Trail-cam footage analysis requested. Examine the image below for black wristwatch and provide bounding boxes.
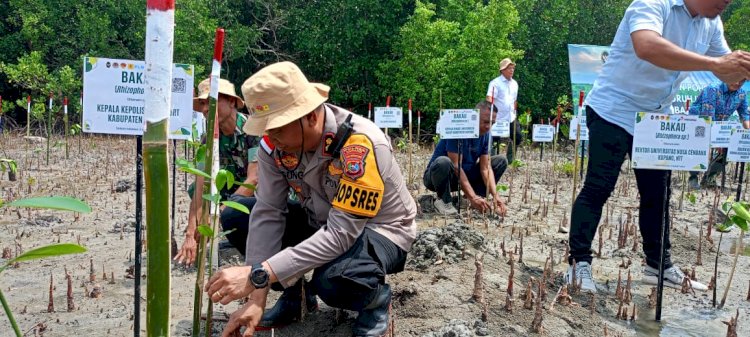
[249,263,269,289]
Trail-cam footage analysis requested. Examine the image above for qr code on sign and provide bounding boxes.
[172,78,186,93]
[695,126,706,138]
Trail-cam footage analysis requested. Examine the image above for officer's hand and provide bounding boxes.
[711,51,750,84]
[221,296,267,337]
[494,198,507,217]
[205,266,254,305]
[174,230,199,266]
[469,196,490,213]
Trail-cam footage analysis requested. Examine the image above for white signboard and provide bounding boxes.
[374,107,403,128]
[532,124,555,143]
[710,121,742,148]
[727,129,750,162]
[631,113,710,171]
[82,57,194,138]
[569,116,589,141]
[437,109,479,139]
[491,120,510,137]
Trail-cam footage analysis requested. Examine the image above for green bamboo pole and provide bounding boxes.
[143,1,175,336]
[203,29,226,337]
[192,28,225,337]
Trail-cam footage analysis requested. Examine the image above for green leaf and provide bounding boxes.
[236,182,256,191]
[722,201,733,214]
[215,170,227,191]
[226,171,235,190]
[731,202,750,222]
[202,193,221,205]
[7,196,91,213]
[195,145,207,165]
[196,225,214,238]
[496,184,509,192]
[179,166,210,179]
[216,228,236,238]
[6,243,86,267]
[731,215,749,232]
[221,200,249,214]
[176,158,193,169]
[687,193,696,204]
[716,219,735,233]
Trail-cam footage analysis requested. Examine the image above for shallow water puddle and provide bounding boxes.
[631,307,728,336]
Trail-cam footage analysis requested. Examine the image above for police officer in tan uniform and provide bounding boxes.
[205,61,417,337]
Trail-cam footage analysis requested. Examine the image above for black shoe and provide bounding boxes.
[352,284,392,337]
[257,280,318,330]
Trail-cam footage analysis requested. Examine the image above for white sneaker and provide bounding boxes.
[565,261,597,293]
[643,265,708,291]
[434,199,458,216]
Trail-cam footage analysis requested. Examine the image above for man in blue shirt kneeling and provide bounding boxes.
[423,101,508,216]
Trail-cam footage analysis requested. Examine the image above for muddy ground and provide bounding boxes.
[0,133,749,337]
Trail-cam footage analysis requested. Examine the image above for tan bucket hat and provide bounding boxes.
[241,61,330,136]
[193,78,245,110]
[499,58,516,71]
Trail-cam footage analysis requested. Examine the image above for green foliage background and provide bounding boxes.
[0,0,746,135]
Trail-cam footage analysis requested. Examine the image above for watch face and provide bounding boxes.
[252,268,268,287]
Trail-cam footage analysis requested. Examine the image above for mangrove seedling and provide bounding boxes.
[715,200,750,309]
[0,158,17,181]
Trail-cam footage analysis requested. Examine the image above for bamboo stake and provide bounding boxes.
[143,1,175,336]
[417,110,421,147]
[26,95,31,137]
[64,97,69,159]
[192,28,225,337]
[46,92,52,166]
[204,31,225,337]
[408,99,413,186]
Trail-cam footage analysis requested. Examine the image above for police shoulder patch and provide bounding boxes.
[331,134,384,218]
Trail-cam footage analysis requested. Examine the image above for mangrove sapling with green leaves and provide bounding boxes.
[0,196,91,337]
[715,200,750,309]
[177,161,252,335]
[0,158,17,181]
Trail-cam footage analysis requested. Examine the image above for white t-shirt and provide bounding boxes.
[586,0,731,135]
[487,75,518,123]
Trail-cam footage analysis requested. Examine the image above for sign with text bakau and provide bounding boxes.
[374,107,403,128]
[632,113,710,171]
[82,57,194,138]
[437,109,479,139]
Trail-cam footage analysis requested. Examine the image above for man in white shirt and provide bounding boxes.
[486,58,522,162]
[567,0,750,294]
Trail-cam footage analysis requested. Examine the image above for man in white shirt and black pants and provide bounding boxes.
[486,58,521,162]
[566,0,750,295]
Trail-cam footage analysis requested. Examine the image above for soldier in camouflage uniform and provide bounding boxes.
[175,78,259,265]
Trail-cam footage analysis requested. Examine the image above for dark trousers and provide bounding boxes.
[423,155,508,204]
[493,120,523,161]
[689,149,726,184]
[311,228,406,311]
[219,197,313,255]
[568,107,673,270]
[223,196,408,310]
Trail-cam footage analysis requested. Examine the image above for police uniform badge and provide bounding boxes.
[328,161,344,176]
[341,145,368,180]
[280,153,299,170]
[323,132,335,156]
